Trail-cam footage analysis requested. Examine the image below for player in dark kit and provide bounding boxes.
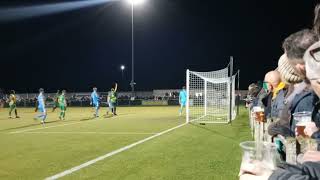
[0,88,4,108]
[52,90,60,112]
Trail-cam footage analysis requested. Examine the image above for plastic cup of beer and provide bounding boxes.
[256,111,265,122]
[252,106,265,123]
[293,111,312,138]
[239,141,279,175]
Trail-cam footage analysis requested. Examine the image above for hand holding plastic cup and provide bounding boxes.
[293,111,312,138]
[239,141,279,176]
[304,122,319,137]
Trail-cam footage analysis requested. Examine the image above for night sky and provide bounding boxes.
[0,0,319,93]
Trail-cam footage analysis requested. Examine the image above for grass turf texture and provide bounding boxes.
[0,106,251,180]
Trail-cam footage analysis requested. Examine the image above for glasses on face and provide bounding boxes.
[309,47,320,62]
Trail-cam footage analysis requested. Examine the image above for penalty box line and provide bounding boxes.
[45,122,188,180]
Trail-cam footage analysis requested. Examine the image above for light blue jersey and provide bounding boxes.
[38,93,46,112]
[91,91,99,106]
[179,90,187,106]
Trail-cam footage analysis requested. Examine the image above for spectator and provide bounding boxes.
[303,41,320,146]
[240,8,320,180]
[268,29,318,138]
[239,160,320,180]
[245,83,260,108]
[313,4,320,37]
[282,29,318,79]
[251,81,268,109]
[263,71,286,119]
[278,54,303,85]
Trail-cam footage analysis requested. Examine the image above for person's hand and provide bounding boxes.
[239,160,272,180]
[239,160,273,177]
[239,173,271,180]
[302,151,320,163]
[304,122,319,137]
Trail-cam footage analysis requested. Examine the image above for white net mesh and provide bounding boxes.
[186,67,236,123]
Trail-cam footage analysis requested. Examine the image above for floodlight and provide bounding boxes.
[127,0,145,5]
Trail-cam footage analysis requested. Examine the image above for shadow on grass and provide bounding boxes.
[0,120,62,132]
[80,117,97,121]
[0,116,99,132]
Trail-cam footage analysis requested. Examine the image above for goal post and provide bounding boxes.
[186,64,237,124]
[186,69,190,123]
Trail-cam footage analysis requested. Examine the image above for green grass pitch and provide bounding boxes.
[0,106,251,180]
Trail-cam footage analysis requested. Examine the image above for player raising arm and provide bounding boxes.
[109,83,118,116]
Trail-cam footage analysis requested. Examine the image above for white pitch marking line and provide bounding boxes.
[20,132,157,135]
[9,121,89,134]
[45,122,187,180]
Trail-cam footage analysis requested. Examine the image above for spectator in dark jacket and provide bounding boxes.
[262,70,286,119]
[268,28,318,138]
[268,68,315,137]
[240,161,320,180]
[289,87,316,134]
[303,40,320,149]
[240,6,320,180]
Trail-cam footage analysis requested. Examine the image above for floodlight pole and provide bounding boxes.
[130,3,136,96]
[121,69,124,79]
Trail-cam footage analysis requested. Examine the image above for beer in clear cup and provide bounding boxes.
[293,111,312,138]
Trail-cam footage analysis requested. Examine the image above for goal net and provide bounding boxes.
[186,66,236,124]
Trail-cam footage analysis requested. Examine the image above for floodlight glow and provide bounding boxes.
[0,0,117,22]
[121,65,125,70]
[127,0,145,5]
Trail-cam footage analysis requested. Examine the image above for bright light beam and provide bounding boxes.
[127,0,146,5]
[0,0,118,22]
